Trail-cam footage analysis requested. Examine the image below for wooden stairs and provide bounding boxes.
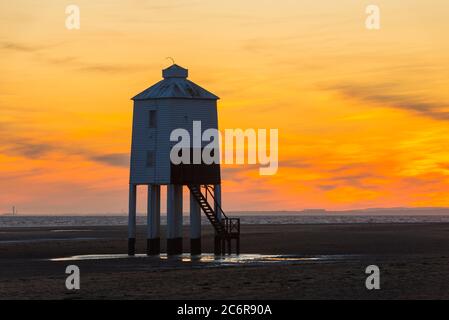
[188,185,240,255]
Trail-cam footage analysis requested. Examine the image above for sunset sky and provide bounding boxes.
[1,0,449,214]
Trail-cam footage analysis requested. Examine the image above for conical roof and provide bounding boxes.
[132,64,219,100]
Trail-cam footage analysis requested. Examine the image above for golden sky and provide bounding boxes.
[1,0,449,214]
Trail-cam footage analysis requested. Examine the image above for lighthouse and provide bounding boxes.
[128,64,240,256]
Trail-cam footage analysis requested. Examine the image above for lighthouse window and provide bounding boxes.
[146,151,155,167]
[148,110,157,128]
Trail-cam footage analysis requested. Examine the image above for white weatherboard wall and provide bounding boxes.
[167,98,218,162]
[130,99,171,184]
[130,98,218,185]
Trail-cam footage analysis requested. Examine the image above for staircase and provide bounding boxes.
[188,185,240,255]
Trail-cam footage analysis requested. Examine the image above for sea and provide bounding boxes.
[2,214,449,228]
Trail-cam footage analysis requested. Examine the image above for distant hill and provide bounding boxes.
[228,208,449,216]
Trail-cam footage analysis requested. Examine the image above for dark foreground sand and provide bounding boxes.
[1,223,449,299]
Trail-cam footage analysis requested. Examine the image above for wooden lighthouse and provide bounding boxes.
[128,64,240,256]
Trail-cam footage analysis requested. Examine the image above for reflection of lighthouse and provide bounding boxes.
[128,64,240,257]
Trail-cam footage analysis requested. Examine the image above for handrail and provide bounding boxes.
[224,217,240,234]
[189,184,240,239]
[204,185,229,219]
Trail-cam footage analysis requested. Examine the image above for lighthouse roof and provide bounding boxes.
[132,64,219,101]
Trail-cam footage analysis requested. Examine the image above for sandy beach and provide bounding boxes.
[1,223,449,299]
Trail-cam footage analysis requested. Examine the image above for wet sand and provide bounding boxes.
[1,223,449,299]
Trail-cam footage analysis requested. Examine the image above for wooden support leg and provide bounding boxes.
[215,235,222,255]
[147,185,161,255]
[221,238,226,255]
[128,184,137,256]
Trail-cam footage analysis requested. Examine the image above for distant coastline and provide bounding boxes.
[229,207,449,216]
[3,207,449,217]
[3,213,449,228]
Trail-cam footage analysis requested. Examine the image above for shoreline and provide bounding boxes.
[3,215,449,230]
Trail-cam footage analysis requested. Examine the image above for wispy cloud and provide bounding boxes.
[327,83,449,121]
[317,185,337,191]
[4,141,55,158]
[0,40,145,74]
[76,63,142,74]
[0,41,49,53]
[0,126,128,168]
[90,153,129,167]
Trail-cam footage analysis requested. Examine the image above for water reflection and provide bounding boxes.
[50,253,347,266]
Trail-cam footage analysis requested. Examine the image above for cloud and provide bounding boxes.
[0,40,144,74]
[5,141,55,158]
[311,162,383,191]
[317,185,337,191]
[279,159,311,169]
[90,153,129,167]
[0,129,128,168]
[327,83,449,121]
[0,41,48,53]
[320,172,380,190]
[0,168,47,181]
[76,63,143,74]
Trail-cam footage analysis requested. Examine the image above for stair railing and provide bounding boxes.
[203,185,229,220]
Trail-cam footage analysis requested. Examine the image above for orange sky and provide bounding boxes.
[1,0,449,214]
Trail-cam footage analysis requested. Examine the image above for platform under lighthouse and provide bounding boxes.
[128,64,240,256]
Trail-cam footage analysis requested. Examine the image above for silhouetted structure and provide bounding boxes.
[128,64,240,256]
